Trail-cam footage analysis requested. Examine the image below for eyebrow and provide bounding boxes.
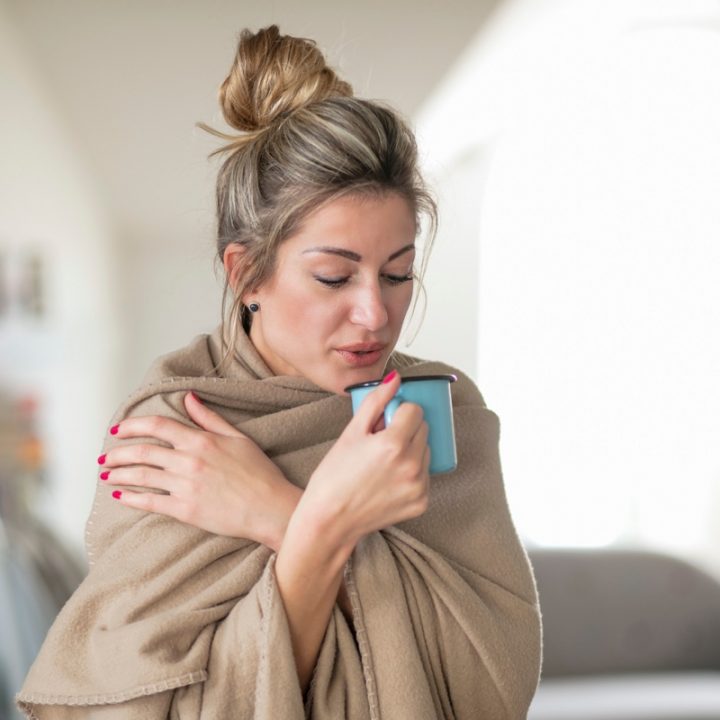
[301,243,416,262]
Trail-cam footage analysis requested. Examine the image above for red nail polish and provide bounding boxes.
[98,454,106,465]
[190,391,201,402]
[100,471,110,481]
[382,370,398,384]
[112,490,122,500]
[110,425,119,435]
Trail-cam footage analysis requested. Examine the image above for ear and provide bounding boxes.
[223,243,247,292]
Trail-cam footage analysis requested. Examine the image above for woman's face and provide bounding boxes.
[245,192,417,395]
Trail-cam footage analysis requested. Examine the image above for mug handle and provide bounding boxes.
[384,396,403,426]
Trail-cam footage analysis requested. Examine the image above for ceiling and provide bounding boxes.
[5,0,501,248]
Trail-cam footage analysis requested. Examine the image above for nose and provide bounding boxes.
[349,282,389,331]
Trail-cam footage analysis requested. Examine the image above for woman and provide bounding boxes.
[17,25,541,719]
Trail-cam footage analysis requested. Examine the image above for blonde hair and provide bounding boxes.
[198,25,437,372]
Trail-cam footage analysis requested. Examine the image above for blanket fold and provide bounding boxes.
[17,324,541,719]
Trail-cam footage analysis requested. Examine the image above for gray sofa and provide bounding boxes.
[527,548,720,720]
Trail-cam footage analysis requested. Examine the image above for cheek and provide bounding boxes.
[389,285,414,321]
[266,283,342,340]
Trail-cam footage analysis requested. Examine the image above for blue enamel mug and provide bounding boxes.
[344,374,458,475]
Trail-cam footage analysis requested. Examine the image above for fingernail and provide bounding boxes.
[100,471,110,481]
[382,370,398,384]
[110,424,119,435]
[112,490,122,500]
[98,454,106,465]
[190,391,201,402]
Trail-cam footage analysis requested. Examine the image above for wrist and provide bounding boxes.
[285,493,357,561]
[258,479,302,553]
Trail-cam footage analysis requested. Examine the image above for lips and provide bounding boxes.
[336,342,386,353]
[335,342,387,368]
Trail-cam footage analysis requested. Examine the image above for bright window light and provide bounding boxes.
[417,0,720,569]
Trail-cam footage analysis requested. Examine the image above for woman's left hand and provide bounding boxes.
[99,392,302,551]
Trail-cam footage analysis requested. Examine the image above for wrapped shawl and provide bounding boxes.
[17,324,542,719]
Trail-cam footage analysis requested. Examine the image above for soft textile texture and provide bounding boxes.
[17,324,542,719]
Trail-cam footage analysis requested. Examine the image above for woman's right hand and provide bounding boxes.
[300,370,430,547]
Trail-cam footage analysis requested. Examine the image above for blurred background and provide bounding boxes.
[2,0,720,717]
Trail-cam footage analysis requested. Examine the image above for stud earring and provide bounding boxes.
[248,302,260,313]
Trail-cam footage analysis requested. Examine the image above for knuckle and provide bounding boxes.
[186,455,206,475]
[407,467,428,494]
[404,482,428,513]
[385,440,404,462]
[410,477,426,501]
[136,444,151,462]
[186,476,202,494]
[146,416,164,434]
[399,458,417,479]
[133,467,150,485]
[393,405,409,422]
[400,454,424,480]
[399,402,423,421]
[193,433,215,454]
[413,495,429,515]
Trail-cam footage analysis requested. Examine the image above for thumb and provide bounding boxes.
[353,370,401,434]
[184,391,245,438]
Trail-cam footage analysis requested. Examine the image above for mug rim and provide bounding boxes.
[344,373,457,393]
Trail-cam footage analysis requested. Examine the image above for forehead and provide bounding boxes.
[282,192,417,257]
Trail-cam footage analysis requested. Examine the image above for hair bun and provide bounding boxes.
[219,25,353,133]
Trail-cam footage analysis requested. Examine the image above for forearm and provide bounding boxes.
[274,502,355,693]
[264,481,354,621]
[262,481,303,553]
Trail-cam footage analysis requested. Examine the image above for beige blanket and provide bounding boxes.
[17,324,542,719]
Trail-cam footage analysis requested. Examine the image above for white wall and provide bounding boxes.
[416,0,720,577]
[0,7,122,555]
[397,145,490,373]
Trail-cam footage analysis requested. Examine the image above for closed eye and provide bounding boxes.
[314,276,348,288]
[314,274,413,289]
[384,273,414,285]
